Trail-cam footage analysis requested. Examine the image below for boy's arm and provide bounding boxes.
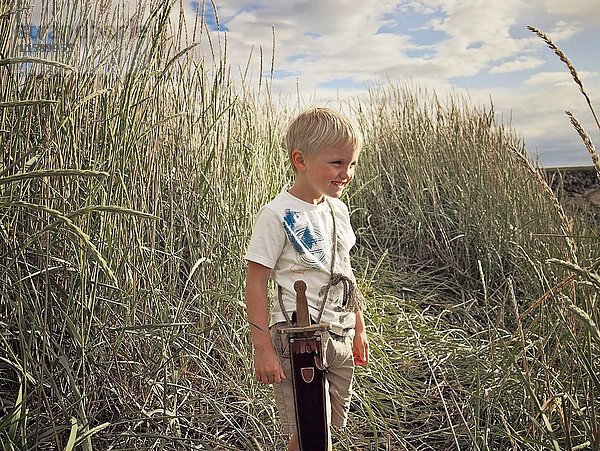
[353,309,369,366]
[245,261,286,384]
[348,268,369,366]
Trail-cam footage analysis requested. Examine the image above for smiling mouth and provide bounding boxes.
[332,181,347,188]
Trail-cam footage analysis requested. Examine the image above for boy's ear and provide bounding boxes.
[291,149,307,172]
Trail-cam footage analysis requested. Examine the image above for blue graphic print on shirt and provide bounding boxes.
[282,209,327,270]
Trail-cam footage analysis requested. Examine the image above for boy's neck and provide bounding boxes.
[288,182,325,205]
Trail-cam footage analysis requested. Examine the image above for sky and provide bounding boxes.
[196,0,600,168]
[25,0,600,167]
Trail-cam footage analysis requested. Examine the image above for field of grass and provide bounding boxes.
[1,1,599,450]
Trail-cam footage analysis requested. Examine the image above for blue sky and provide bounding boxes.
[27,0,599,167]
[200,0,599,167]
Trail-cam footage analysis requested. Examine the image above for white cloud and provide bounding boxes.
[211,0,599,166]
[541,0,600,26]
[208,0,592,89]
[461,72,600,165]
[525,70,598,87]
[490,57,545,74]
[397,1,438,15]
[547,20,583,41]
[220,2,421,93]
[525,71,574,86]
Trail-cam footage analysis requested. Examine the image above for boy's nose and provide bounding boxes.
[340,168,352,179]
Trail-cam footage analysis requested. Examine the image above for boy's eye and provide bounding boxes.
[331,161,342,165]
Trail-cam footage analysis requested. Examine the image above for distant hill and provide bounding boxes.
[546,166,600,208]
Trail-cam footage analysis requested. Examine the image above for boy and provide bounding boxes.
[245,107,369,450]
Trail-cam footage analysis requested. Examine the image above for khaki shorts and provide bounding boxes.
[270,322,355,435]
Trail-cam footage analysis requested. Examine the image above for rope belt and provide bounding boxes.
[278,199,358,326]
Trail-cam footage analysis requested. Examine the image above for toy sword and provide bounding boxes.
[278,280,331,450]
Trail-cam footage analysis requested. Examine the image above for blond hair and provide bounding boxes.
[285,107,363,171]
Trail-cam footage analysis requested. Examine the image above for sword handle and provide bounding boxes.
[293,280,310,327]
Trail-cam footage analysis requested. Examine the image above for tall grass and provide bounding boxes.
[341,28,600,450]
[343,75,599,449]
[1,1,599,449]
[1,1,291,448]
[350,84,576,300]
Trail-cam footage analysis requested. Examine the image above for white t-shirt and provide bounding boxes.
[245,191,356,336]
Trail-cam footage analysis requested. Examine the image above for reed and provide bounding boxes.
[2,0,288,448]
[527,26,600,133]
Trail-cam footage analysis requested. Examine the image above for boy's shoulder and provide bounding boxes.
[261,191,291,209]
[257,191,295,220]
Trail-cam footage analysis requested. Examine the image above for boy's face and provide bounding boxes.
[294,143,360,204]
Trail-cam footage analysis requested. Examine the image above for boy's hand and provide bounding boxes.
[353,309,369,366]
[254,345,286,384]
[353,329,369,366]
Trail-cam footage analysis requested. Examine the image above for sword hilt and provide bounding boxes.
[294,280,310,327]
[278,280,331,335]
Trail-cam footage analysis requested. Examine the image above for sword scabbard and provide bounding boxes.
[281,280,330,450]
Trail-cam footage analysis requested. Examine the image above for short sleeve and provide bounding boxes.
[331,198,356,249]
[245,207,285,269]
